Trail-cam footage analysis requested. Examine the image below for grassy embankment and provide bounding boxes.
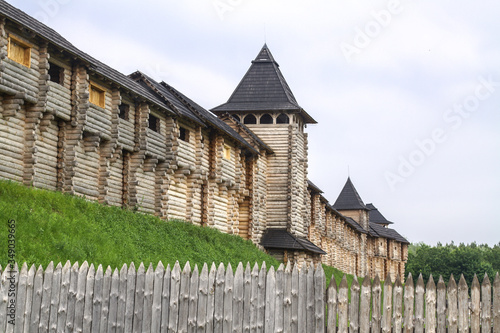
[0,179,354,288]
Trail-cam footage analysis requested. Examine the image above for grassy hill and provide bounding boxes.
[0,179,352,287]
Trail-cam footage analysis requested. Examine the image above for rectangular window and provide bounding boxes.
[149,114,159,132]
[119,103,129,120]
[48,62,63,85]
[89,83,106,108]
[179,126,189,142]
[7,35,31,67]
[223,145,231,160]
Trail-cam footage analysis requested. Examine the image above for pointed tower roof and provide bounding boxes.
[212,44,316,124]
[332,177,368,210]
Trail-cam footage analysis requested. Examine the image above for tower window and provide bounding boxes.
[148,114,159,132]
[243,114,256,124]
[276,113,289,124]
[7,35,31,67]
[179,126,190,142]
[223,145,231,160]
[48,63,64,85]
[89,83,106,108]
[260,114,273,124]
[119,103,129,120]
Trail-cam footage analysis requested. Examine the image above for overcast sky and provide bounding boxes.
[8,0,500,246]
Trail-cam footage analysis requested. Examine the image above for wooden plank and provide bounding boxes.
[481,274,491,333]
[29,265,43,332]
[116,264,128,333]
[124,263,136,333]
[256,262,266,333]
[178,262,192,333]
[274,264,284,333]
[152,262,165,333]
[290,264,299,333]
[74,261,88,332]
[141,263,155,333]
[425,275,436,333]
[282,262,292,333]
[314,264,325,333]
[133,263,146,333]
[197,264,209,333]
[470,275,480,333]
[381,274,393,333]
[297,267,307,333]
[205,263,216,333]
[458,275,469,333]
[56,261,71,333]
[82,264,95,333]
[436,276,446,333]
[349,275,360,333]
[414,274,425,333]
[38,262,53,333]
[223,263,236,333]
[403,273,414,333]
[447,275,458,333]
[108,268,120,333]
[188,264,199,333]
[359,276,371,333]
[65,261,79,332]
[14,263,28,333]
[48,263,62,333]
[338,275,348,333]
[23,264,36,333]
[249,263,259,333]
[100,266,112,333]
[0,264,10,332]
[213,263,225,333]
[264,265,275,333]
[169,261,182,333]
[326,274,337,333]
[161,264,172,333]
[493,273,500,333]
[393,276,403,333]
[92,265,104,333]
[233,263,244,333]
[371,275,382,333]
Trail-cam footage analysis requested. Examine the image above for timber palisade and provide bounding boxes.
[0,1,408,279]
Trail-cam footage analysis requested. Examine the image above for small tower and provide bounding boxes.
[332,177,370,230]
[212,44,322,263]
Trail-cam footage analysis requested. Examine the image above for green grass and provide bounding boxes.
[0,179,280,271]
[0,179,360,290]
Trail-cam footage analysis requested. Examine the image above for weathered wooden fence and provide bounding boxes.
[0,261,499,332]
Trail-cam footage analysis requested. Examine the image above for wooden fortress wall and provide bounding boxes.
[0,13,406,280]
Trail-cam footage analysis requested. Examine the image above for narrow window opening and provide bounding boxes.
[7,36,31,67]
[89,83,106,108]
[231,114,240,122]
[223,145,231,160]
[260,113,273,124]
[276,113,289,124]
[119,103,129,120]
[179,126,190,142]
[243,114,256,124]
[48,63,64,85]
[148,114,159,132]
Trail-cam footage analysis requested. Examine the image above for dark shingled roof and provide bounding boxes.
[261,229,326,255]
[307,180,323,194]
[0,1,174,115]
[211,44,316,124]
[333,177,368,210]
[369,223,409,244]
[129,72,259,155]
[367,203,394,225]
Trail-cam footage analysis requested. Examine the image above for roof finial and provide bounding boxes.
[348,165,350,177]
[264,21,267,43]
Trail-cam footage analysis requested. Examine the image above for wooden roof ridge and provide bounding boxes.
[332,177,368,211]
[219,113,274,154]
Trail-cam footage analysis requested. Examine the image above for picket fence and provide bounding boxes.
[0,261,499,332]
